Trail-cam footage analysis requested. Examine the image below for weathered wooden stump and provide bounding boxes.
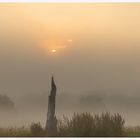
[45,76,57,136]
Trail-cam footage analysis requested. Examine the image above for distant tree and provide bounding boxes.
[0,94,15,112]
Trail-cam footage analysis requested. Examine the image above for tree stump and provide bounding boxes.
[45,76,57,136]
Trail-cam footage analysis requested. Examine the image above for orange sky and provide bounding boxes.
[1,3,140,93]
[1,3,140,56]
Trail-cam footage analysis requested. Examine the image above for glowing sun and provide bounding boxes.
[51,49,56,53]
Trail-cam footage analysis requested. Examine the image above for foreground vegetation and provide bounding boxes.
[0,112,139,137]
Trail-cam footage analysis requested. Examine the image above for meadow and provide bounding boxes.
[0,112,139,137]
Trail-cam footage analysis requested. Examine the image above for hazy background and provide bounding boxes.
[0,3,140,127]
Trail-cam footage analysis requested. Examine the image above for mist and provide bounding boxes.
[0,3,140,127]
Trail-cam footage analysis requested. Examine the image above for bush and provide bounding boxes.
[57,112,125,137]
[30,122,45,136]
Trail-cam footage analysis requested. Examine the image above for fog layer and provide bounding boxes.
[0,4,140,127]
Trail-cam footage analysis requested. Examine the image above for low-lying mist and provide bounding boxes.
[1,90,140,128]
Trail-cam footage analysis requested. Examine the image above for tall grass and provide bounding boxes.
[0,127,30,137]
[0,112,128,137]
[57,112,125,137]
[30,122,46,136]
[125,126,140,137]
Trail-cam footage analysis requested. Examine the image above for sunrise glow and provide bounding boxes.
[67,39,73,42]
[51,49,56,53]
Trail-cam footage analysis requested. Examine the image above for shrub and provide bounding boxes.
[30,122,45,136]
[57,112,125,137]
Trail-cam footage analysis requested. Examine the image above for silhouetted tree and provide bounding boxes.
[0,94,15,113]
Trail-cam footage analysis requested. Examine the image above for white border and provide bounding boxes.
[0,0,139,139]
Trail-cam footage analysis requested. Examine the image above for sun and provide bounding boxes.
[67,39,72,42]
[51,49,56,53]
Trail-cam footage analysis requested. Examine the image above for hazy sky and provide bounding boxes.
[1,3,140,98]
[0,3,140,97]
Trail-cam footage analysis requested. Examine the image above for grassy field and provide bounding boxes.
[0,112,139,137]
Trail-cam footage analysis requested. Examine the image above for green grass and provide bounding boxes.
[125,126,140,137]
